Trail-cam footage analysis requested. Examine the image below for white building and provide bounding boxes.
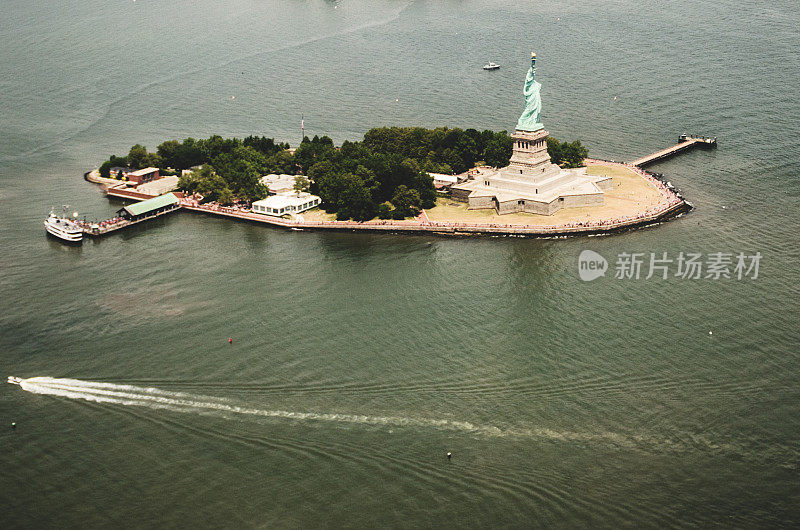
[252,192,321,217]
[429,173,459,189]
[259,174,297,195]
[137,175,179,196]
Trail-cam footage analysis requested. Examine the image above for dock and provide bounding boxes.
[631,134,716,167]
[81,191,181,237]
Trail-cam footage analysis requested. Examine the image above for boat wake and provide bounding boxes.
[10,376,783,463]
[12,376,497,435]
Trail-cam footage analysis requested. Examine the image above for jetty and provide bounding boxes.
[80,192,181,237]
[631,134,716,167]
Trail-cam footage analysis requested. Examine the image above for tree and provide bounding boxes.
[156,140,180,168]
[266,150,295,175]
[217,188,235,205]
[391,185,421,219]
[199,135,240,161]
[546,136,563,165]
[294,175,310,193]
[99,160,112,178]
[243,135,287,157]
[194,167,233,204]
[377,202,393,219]
[173,138,204,169]
[483,132,513,168]
[143,152,163,169]
[211,150,267,202]
[547,137,587,168]
[561,140,588,168]
[336,173,376,222]
[127,144,149,169]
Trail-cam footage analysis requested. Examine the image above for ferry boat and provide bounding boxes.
[44,208,83,243]
[483,62,500,70]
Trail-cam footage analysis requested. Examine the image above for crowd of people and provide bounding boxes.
[77,216,125,230]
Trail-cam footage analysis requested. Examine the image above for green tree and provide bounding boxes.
[127,144,149,169]
[266,150,295,175]
[391,185,421,219]
[217,188,235,205]
[561,140,588,168]
[99,160,112,178]
[144,152,163,169]
[199,135,240,161]
[336,173,377,222]
[156,140,180,168]
[294,175,310,193]
[173,138,204,169]
[483,132,513,168]
[377,202,393,219]
[546,136,563,165]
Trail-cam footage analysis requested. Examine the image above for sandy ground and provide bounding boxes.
[425,162,666,226]
[286,163,666,227]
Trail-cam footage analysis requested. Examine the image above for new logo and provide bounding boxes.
[578,250,608,281]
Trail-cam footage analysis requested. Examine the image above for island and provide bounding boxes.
[82,53,689,239]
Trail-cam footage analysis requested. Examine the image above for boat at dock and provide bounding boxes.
[483,62,500,70]
[44,208,83,243]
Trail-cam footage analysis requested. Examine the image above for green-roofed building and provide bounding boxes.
[117,193,180,221]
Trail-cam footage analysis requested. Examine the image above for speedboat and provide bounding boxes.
[7,376,22,385]
[44,209,83,243]
[483,62,500,70]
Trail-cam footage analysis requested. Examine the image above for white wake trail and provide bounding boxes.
[13,377,754,460]
[17,377,495,435]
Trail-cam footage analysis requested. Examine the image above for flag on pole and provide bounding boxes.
[301,116,304,129]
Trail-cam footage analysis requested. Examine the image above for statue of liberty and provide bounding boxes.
[515,52,544,132]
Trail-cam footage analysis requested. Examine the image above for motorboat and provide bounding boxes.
[7,376,22,385]
[483,62,500,70]
[44,208,83,243]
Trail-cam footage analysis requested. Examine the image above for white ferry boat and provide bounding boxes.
[483,62,500,70]
[44,209,83,243]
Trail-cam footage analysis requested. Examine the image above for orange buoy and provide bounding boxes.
[228,338,233,344]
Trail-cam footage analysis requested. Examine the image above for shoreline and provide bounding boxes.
[95,159,691,239]
[177,200,689,238]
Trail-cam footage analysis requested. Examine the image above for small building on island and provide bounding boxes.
[127,167,161,185]
[117,193,180,222]
[259,174,297,195]
[429,173,460,190]
[136,175,179,196]
[252,192,320,217]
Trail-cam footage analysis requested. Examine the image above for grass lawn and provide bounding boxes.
[295,207,336,222]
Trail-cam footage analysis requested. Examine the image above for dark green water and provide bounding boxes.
[1,0,799,527]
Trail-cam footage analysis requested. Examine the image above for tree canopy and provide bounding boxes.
[546,137,588,168]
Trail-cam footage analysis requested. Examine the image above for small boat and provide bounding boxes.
[483,62,500,70]
[7,376,22,385]
[44,208,83,243]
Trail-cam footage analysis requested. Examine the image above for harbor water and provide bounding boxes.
[1,0,798,526]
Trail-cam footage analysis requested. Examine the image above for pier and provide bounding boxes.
[81,191,181,237]
[631,134,716,167]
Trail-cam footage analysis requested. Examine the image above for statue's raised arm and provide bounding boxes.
[515,52,544,132]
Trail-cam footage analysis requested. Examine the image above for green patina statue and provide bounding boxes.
[515,52,544,132]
